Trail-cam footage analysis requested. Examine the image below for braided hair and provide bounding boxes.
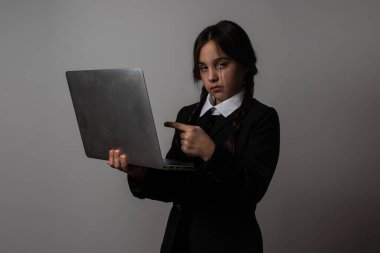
[188,20,258,131]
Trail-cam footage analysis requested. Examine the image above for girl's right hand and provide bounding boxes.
[106,149,147,179]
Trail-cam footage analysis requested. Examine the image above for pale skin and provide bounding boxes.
[107,40,246,178]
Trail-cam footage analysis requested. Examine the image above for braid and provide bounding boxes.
[232,91,250,131]
[187,86,208,124]
[232,75,256,131]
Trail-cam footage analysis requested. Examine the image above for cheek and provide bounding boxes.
[224,71,244,90]
[200,74,211,89]
[223,71,236,85]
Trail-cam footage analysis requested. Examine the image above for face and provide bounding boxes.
[198,40,246,105]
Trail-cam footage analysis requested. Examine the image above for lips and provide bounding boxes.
[210,86,223,93]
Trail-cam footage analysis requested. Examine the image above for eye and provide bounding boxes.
[199,65,208,72]
[216,61,228,69]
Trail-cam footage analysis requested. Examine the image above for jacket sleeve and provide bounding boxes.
[127,169,189,202]
[194,107,280,203]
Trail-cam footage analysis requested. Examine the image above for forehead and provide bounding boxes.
[199,40,228,63]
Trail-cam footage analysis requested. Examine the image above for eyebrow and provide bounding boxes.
[198,57,231,65]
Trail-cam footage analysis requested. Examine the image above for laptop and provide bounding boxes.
[66,68,194,171]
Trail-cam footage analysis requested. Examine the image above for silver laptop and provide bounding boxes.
[66,68,194,170]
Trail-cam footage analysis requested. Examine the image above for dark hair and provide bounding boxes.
[188,20,258,131]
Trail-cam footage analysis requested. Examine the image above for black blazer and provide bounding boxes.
[128,98,280,253]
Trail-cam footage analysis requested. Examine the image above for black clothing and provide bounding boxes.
[128,98,280,253]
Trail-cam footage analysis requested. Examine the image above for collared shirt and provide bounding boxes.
[199,90,244,117]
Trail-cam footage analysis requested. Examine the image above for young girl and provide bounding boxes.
[107,20,280,253]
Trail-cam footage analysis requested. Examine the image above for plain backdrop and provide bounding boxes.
[0,0,379,252]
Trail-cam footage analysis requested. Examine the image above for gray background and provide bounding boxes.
[0,0,379,252]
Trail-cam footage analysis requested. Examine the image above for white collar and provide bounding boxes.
[199,90,244,117]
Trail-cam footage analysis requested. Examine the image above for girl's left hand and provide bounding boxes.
[164,121,215,161]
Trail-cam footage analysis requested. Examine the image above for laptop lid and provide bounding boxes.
[66,68,165,169]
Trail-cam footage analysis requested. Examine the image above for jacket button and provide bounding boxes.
[175,204,182,210]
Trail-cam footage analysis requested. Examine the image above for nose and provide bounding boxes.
[208,67,219,83]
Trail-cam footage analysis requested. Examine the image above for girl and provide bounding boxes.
[107,20,280,253]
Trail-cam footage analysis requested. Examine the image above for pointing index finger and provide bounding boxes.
[164,121,189,131]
